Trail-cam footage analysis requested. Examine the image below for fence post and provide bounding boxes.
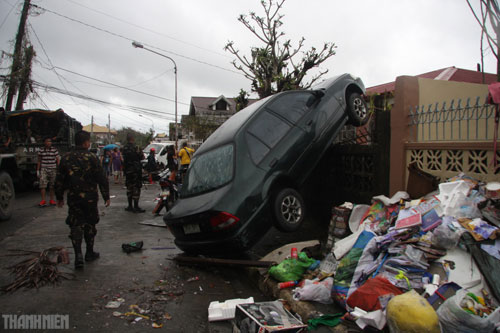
[390,76,419,195]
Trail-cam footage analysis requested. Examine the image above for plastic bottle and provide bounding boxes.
[290,247,298,259]
[278,280,298,289]
[319,253,338,276]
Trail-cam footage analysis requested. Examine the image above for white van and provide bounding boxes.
[143,141,176,167]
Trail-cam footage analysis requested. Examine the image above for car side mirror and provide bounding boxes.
[307,90,325,107]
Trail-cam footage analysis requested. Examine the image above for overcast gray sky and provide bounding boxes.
[0,0,496,134]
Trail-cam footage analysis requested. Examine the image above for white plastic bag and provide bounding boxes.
[437,289,498,333]
[292,277,333,304]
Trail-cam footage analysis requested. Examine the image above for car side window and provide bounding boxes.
[246,110,291,164]
[266,92,314,124]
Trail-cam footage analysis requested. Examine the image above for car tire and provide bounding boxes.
[346,92,369,126]
[0,172,14,221]
[273,188,305,232]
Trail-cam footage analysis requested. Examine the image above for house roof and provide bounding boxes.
[82,124,117,135]
[189,95,259,115]
[367,66,498,95]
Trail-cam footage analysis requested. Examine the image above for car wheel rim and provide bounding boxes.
[0,182,12,211]
[280,195,302,224]
[353,97,367,120]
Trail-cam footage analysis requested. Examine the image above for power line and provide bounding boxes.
[27,20,90,119]
[0,0,20,31]
[55,66,185,105]
[30,3,242,76]
[66,0,232,60]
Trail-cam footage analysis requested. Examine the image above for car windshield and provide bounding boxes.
[181,144,234,197]
[143,143,163,154]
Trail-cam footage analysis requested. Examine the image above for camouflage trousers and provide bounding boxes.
[125,172,142,200]
[66,201,99,241]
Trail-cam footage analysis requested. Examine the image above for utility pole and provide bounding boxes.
[108,114,111,143]
[90,115,94,147]
[5,0,31,111]
[15,45,35,110]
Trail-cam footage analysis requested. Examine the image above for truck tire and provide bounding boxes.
[0,171,14,221]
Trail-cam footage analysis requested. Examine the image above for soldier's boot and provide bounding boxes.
[134,199,145,213]
[71,238,84,269]
[84,235,100,262]
[125,197,134,212]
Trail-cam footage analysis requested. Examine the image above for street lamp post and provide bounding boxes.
[132,41,178,148]
[139,114,154,135]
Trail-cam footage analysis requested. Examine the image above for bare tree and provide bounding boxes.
[225,0,337,98]
[466,0,500,80]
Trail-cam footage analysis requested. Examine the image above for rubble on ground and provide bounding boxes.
[256,173,500,331]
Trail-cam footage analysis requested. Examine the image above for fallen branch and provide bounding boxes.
[2,247,74,292]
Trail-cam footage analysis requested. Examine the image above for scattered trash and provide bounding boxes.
[387,290,440,333]
[186,276,199,282]
[262,171,500,331]
[152,322,163,328]
[163,313,172,320]
[105,298,125,309]
[208,297,254,321]
[292,277,333,304]
[122,241,144,254]
[268,252,316,282]
[233,301,307,332]
[1,247,73,292]
[112,312,122,317]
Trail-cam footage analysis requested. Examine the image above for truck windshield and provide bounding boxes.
[181,144,233,197]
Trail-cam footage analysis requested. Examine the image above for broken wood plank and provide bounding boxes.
[173,255,276,268]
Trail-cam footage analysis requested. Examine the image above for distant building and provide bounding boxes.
[153,133,171,142]
[177,95,258,141]
[82,124,117,144]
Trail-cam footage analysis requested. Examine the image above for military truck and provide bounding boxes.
[6,108,82,189]
[0,153,17,220]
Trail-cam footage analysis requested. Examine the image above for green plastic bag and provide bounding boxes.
[268,252,316,282]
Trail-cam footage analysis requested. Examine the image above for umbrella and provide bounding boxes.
[103,144,119,150]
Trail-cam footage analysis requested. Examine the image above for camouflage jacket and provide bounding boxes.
[55,147,110,203]
[122,142,143,174]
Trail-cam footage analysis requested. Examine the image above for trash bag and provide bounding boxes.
[346,275,403,311]
[437,289,499,333]
[121,241,144,253]
[292,277,334,304]
[431,216,463,249]
[386,290,440,333]
[332,230,376,308]
[268,252,316,282]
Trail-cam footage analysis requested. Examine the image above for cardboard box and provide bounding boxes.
[232,301,307,333]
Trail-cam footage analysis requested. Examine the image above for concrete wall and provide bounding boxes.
[389,76,498,195]
[418,78,489,106]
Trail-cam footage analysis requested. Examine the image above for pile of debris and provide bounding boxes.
[1,247,72,292]
[259,173,500,331]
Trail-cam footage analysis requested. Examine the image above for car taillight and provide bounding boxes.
[210,212,239,230]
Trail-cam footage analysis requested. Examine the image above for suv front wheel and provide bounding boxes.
[273,188,305,232]
[346,92,369,126]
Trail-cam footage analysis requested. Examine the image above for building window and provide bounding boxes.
[215,100,227,110]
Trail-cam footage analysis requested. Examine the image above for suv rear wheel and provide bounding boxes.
[273,188,305,232]
[346,92,369,126]
[0,172,14,221]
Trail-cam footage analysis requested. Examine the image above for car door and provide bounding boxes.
[245,91,316,177]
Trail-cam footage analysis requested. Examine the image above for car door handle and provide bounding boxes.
[269,158,278,167]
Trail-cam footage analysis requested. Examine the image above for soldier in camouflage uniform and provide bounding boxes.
[55,130,110,269]
[122,133,145,213]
